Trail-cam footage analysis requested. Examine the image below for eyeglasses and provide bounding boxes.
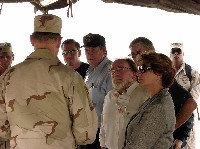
[128,50,141,58]
[170,48,182,55]
[138,65,152,73]
[109,66,131,73]
[62,49,79,55]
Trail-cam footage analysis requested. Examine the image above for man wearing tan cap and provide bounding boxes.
[0,42,14,76]
[0,42,14,149]
[0,14,98,149]
[170,42,200,149]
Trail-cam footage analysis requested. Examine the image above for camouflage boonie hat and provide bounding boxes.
[0,42,13,56]
[82,33,106,47]
[34,14,62,34]
[171,42,183,49]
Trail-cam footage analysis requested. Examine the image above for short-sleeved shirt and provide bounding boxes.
[175,63,200,101]
[85,57,113,128]
[169,80,194,142]
[75,62,89,79]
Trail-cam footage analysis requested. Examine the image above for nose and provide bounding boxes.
[136,71,142,77]
[174,52,179,55]
[111,70,121,77]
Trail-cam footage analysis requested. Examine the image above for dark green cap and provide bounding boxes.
[82,33,106,47]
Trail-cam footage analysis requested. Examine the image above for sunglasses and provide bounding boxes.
[170,48,182,55]
[128,50,141,58]
[109,66,131,73]
[62,49,79,55]
[138,65,152,73]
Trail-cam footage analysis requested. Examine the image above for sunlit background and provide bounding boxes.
[0,0,200,147]
[1,0,200,70]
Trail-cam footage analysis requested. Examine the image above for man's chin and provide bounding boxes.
[113,83,124,90]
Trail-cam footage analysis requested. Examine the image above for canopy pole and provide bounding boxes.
[0,3,3,14]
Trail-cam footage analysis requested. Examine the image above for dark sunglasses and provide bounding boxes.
[62,49,79,55]
[128,50,141,58]
[171,48,182,55]
[138,65,152,73]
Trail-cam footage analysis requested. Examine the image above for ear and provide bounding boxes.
[30,35,34,46]
[78,50,81,57]
[102,47,107,56]
[57,36,63,48]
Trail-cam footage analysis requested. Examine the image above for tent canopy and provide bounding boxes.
[1,0,200,15]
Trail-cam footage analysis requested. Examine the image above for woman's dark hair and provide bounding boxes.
[140,53,176,88]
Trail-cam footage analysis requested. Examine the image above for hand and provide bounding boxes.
[173,139,183,149]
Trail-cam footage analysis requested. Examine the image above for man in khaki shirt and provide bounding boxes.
[0,42,14,149]
[0,14,97,149]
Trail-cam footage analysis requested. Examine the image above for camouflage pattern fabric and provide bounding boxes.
[0,137,9,149]
[0,49,98,149]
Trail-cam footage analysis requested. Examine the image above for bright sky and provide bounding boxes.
[1,0,200,73]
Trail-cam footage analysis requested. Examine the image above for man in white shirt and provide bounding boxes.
[100,58,148,149]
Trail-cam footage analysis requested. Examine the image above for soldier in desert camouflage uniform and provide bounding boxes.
[0,14,98,149]
[0,42,14,149]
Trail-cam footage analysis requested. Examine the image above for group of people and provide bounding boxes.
[0,13,200,149]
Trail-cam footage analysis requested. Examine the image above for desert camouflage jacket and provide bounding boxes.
[0,49,98,149]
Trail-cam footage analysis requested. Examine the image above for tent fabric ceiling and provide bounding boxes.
[1,0,200,15]
[102,0,200,15]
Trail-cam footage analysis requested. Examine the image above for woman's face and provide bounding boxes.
[137,64,162,89]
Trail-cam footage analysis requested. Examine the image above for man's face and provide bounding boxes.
[110,59,136,92]
[129,43,146,65]
[0,54,13,75]
[84,46,106,68]
[62,42,80,67]
[170,48,184,64]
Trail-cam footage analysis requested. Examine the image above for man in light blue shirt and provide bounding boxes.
[81,33,113,149]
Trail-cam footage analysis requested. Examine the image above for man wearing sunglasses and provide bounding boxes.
[129,37,197,149]
[170,42,200,149]
[61,39,89,79]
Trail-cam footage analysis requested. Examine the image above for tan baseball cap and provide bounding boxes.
[170,42,183,49]
[0,42,13,56]
[34,14,62,34]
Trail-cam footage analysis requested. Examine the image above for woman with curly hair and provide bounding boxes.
[123,52,176,149]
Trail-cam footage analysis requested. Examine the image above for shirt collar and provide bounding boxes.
[87,57,110,72]
[126,81,139,96]
[26,49,59,62]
